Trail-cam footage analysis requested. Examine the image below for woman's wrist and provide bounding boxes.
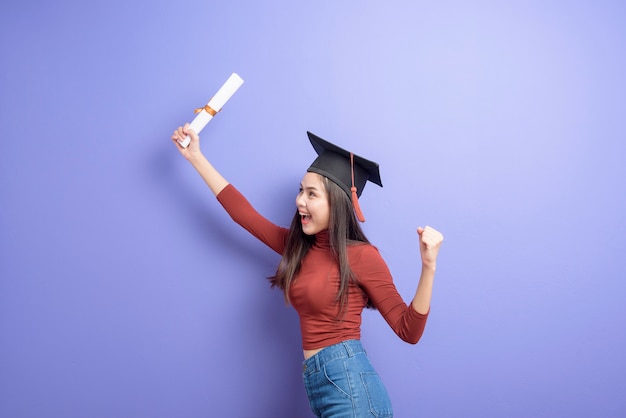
[421,261,436,273]
[186,151,206,165]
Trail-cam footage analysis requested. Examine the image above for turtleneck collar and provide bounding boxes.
[313,229,331,249]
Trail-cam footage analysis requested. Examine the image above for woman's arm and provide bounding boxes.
[171,123,228,196]
[411,226,444,314]
[172,123,289,254]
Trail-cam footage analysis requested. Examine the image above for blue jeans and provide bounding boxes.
[302,340,393,417]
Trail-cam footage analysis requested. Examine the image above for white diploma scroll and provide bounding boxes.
[178,72,244,148]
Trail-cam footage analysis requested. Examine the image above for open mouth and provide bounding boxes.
[300,213,311,225]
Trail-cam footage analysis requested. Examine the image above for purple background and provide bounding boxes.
[1,1,625,417]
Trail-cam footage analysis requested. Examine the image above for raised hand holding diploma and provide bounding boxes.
[177,72,244,148]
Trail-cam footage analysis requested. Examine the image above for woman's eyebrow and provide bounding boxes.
[300,184,320,192]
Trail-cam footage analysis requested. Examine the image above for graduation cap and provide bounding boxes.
[307,131,382,222]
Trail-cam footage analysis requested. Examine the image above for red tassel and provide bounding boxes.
[349,152,366,222]
[351,186,366,222]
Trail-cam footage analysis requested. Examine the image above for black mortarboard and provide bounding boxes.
[306,131,383,222]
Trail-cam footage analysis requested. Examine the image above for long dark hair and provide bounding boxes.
[269,174,374,316]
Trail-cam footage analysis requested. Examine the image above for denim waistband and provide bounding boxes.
[303,340,366,374]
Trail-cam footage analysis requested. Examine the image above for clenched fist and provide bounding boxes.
[417,226,444,270]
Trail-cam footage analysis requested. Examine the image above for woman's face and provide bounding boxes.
[296,172,330,236]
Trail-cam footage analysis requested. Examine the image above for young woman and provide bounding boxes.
[171,124,443,417]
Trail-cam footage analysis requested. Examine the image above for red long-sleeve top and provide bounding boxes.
[217,184,429,350]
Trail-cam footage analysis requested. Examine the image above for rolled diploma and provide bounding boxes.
[178,72,245,148]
